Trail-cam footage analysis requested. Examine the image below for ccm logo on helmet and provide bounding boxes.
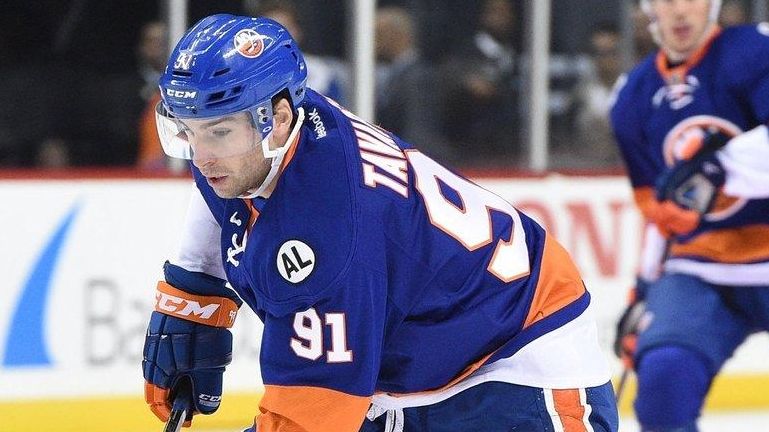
[166,88,197,99]
[156,292,220,319]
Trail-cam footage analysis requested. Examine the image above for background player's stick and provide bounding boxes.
[163,383,193,432]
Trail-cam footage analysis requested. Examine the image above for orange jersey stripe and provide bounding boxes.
[257,384,370,432]
[671,224,769,263]
[523,234,585,328]
[280,130,303,172]
[552,389,589,432]
[243,199,260,234]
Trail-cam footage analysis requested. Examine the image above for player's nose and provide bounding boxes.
[191,145,216,169]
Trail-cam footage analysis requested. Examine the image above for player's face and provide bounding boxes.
[652,0,712,57]
[186,112,270,198]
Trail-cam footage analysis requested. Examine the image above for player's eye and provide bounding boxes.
[211,129,231,138]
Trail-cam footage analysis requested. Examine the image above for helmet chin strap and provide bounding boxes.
[240,107,306,199]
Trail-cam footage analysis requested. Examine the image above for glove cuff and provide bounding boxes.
[155,281,239,328]
[164,261,242,305]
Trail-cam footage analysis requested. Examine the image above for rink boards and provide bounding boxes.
[0,173,767,431]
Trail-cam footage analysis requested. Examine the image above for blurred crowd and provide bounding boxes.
[0,0,756,171]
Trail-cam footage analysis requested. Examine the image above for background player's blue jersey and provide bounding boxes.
[193,89,608,429]
[610,24,769,285]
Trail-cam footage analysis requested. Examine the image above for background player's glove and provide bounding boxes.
[654,131,729,235]
[613,278,650,370]
[647,201,700,237]
[143,262,242,425]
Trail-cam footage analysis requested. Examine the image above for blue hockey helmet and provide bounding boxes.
[156,14,308,159]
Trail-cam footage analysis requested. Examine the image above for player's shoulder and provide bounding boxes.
[611,53,657,105]
[251,93,363,316]
[717,23,769,48]
[714,24,769,73]
[609,52,656,125]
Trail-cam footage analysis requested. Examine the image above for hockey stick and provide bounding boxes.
[614,237,672,404]
[614,241,671,403]
[164,383,193,432]
[614,361,631,404]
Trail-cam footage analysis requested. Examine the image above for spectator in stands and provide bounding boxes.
[720,0,749,26]
[136,21,167,103]
[135,21,170,169]
[35,137,71,168]
[437,0,520,166]
[374,6,445,162]
[251,0,350,105]
[564,22,623,169]
[0,66,65,167]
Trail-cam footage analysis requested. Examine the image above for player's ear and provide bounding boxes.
[272,98,294,136]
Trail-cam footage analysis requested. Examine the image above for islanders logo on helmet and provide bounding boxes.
[234,28,267,58]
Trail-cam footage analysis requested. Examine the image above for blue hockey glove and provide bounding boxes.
[656,132,728,215]
[143,262,242,425]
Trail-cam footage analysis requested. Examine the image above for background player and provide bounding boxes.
[610,0,769,430]
[141,14,618,432]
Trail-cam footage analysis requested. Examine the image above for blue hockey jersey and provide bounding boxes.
[610,24,769,286]
[191,89,609,431]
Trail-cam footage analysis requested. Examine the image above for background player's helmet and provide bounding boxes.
[640,0,722,46]
[156,14,308,159]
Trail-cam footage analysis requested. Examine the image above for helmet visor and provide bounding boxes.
[155,102,273,160]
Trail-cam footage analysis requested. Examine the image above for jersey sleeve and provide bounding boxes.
[718,125,769,198]
[171,182,226,279]
[255,264,386,432]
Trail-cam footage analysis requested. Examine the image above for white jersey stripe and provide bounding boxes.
[543,388,565,432]
[664,259,769,286]
[579,388,595,432]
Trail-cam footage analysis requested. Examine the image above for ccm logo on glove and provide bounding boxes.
[154,281,238,328]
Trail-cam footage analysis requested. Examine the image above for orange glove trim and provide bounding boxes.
[620,335,638,370]
[654,200,700,235]
[144,381,193,427]
[155,281,239,328]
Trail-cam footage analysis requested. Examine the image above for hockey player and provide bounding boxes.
[141,14,618,432]
[610,0,769,430]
